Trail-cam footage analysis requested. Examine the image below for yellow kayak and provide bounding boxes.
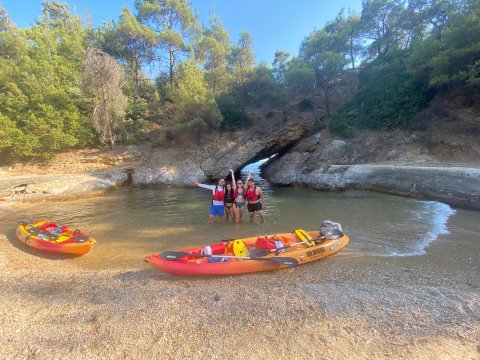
[16,220,96,256]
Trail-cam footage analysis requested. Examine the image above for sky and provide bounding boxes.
[1,0,362,64]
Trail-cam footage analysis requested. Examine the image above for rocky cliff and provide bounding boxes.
[1,79,479,210]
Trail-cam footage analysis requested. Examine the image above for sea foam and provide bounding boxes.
[389,201,456,257]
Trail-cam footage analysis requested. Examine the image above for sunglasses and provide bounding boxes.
[237,182,242,185]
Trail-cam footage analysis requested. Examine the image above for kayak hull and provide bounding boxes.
[16,220,96,256]
[146,231,349,276]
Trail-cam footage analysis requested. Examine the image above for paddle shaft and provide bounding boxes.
[160,251,298,266]
[278,235,326,250]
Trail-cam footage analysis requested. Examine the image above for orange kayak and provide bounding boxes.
[16,220,96,256]
[146,230,349,276]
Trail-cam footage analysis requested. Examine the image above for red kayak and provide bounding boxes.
[146,228,349,276]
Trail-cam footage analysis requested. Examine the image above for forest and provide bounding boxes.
[0,0,478,162]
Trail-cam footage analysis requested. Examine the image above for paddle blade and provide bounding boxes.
[233,240,248,256]
[26,227,41,234]
[269,257,298,267]
[248,248,271,257]
[294,229,315,247]
[160,251,193,260]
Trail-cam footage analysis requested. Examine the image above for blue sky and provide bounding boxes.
[1,0,362,64]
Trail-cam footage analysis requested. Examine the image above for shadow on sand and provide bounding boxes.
[5,228,81,261]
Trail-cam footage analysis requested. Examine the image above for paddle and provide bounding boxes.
[248,229,345,256]
[160,251,298,267]
[292,229,344,245]
[295,229,316,247]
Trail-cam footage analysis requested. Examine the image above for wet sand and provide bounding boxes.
[0,230,479,360]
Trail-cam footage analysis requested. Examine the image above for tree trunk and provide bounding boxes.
[101,82,115,149]
[350,37,355,70]
[134,56,141,100]
[324,84,331,119]
[169,44,175,86]
[312,78,317,120]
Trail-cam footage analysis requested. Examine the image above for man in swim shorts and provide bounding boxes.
[194,178,225,223]
[245,178,265,223]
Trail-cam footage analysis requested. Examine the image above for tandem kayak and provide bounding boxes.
[145,228,349,276]
[16,220,96,256]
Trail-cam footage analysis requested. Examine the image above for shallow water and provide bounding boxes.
[1,164,479,270]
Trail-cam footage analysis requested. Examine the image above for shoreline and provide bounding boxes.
[1,164,480,212]
[1,230,479,359]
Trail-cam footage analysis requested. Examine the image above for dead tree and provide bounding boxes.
[84,46,127,148]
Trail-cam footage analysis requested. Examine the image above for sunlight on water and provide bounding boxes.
[0,161,461,269]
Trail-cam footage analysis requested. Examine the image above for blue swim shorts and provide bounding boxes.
[210,204,225,216]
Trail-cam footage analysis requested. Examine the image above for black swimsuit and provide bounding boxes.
[224,189,234,208]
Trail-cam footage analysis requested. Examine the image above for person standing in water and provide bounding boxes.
[224,182,235,222]
[245,177,265,223]
[230,169,252,223]
[194,178,225,223]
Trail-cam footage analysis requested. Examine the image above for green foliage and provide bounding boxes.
[330,1,479,136]
[309,121,326,134]
[244,63,282,106]
[199,12,231,95]
[136,0,200,86]
[0,3,96,163]
[216,94,252,131]
[152,135,166,148]
[1,0,479,163]
[419,4,480,87]
[272,50,290,85]
[331,52,431,133]
[284,58,316,94]
[165,60,222,140]
[122,98,148,143]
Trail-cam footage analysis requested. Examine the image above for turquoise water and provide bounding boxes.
[1,164,478,270]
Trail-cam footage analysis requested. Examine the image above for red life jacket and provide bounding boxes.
[255,237,276,250]
[40,222,59,231]
[212,185,225,202]
[245,186,260,201]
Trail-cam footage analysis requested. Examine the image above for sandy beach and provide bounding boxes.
[1,227,479,360]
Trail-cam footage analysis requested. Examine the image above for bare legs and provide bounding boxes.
[234,206,244,223]
[249,210,265,224]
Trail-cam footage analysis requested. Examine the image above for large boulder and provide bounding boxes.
[263,137,351,185]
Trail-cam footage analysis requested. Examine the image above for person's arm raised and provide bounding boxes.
[195,181,216,191]
[245,170,253,184]
[230,169,236,190]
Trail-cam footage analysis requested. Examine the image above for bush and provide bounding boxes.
[216,94,252,131]
[329,121,355,138]
[309,121,326,134]
[331,51,431,135]
[298,98,313,111]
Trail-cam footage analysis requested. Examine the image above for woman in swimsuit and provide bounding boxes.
[230,169,252,224]
[224,182,235,222]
